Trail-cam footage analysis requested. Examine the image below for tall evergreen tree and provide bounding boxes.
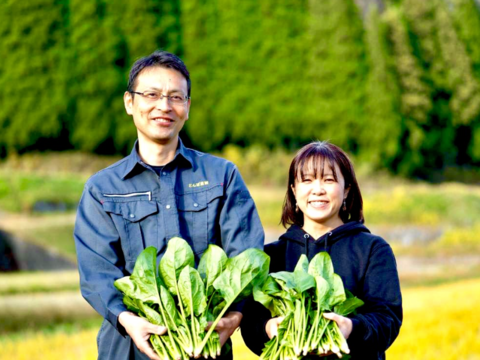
[106,0,183,153]
[436,1,480,127]
[451,0,480,162]
[451,0,480,80]
[68,0,125,153]
[225,0,310,149]
[307,0,368,153]
[181,0,309,151]
[0,0,67,154]
[362,5,402,169]
[384,7,433,176]
[179,0,225,151]
[403,0,448,87]
[402,0,479,177]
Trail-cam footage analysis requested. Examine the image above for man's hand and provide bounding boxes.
[265,316,285,339]
[207,311,243,347]
[323,312,353,339]
[118,311,166,360]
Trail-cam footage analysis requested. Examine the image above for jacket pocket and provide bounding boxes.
[176,185,223,256]
[103,200,159,265]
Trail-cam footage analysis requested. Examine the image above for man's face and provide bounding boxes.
[124,66,191,147]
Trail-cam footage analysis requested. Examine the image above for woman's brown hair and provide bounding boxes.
[281,141,364,228]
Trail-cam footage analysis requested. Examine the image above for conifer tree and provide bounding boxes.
[0,0,67,153]
[106,0,183,153]
[68,0,125,153]
[179,0,224,151]
[384,7,433,176]
[401,0,480,176]
[181,0,310,151]
[362,5,402,169]
[307,0,368,153]
[403,0,448,87]
[435,1,480,127]
[451,0,480,80]
[451,0,480,162]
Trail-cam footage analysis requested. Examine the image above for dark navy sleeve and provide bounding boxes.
[240,241,285,354]
[347,242,403,358]
[74,183,128,334]
[240,297,272,356]
[218,165,264,257]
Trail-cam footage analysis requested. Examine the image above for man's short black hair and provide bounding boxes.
[127,50,191,97]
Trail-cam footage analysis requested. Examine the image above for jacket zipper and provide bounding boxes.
[103,191,152,201]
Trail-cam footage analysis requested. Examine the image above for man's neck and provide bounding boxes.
[137,137,179,166]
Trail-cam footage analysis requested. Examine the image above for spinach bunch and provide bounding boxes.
[254,252,363,360]
[114,237,269,359]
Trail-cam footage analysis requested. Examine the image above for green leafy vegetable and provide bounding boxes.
[114,239,269,359]
[254,252,364,360]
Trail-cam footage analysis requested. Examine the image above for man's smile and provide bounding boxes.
[151,116,174,123]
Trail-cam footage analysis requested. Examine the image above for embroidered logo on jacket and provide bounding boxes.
[189,181,209,188]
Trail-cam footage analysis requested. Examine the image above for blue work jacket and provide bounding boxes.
[74,139,265,359]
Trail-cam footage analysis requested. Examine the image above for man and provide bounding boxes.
[74,50,264,360]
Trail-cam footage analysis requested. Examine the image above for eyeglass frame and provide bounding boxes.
[129,90,190,104]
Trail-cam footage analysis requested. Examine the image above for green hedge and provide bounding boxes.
[1,0,480,181]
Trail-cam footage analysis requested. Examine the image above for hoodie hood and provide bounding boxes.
[279,221,370,257]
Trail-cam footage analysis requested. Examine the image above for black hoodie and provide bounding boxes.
[241,222,403,360]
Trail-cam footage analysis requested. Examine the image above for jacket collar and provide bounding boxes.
[121,137,193,179]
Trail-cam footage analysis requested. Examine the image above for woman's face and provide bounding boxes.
[292,159,349,232]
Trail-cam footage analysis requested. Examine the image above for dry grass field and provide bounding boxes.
[1,278,479,360]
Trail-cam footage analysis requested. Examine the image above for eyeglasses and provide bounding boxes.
[130,91,189,104]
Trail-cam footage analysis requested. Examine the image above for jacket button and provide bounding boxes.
[129,214,135,218]
[166,205,171,209]
[193,203,198,207]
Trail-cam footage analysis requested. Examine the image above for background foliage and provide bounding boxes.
[1,0,480,182]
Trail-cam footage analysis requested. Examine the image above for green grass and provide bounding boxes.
[1,152,480,260]
[1,151,480,228]
[0,271,98,335]
[0,170,85,213]
[2,172,480,259]
[363,182,480,227]
[0,290,100,333]
[21,223,77,260]
[0,213,78,259]
[0,271,80,295]
[250,181,480,229]
[249,186,285,231]
[0,317,102,342]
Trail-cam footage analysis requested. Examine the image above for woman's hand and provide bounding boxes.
[265,316,285,339]
[323,312,353,339]
[118,311,166,360]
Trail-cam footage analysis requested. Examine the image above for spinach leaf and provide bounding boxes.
[198,244,227,297]
[178,266,207,317]
[159,237,195,296]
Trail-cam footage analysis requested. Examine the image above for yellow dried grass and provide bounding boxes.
[1,278,479,360]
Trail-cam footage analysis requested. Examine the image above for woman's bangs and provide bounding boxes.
[295,148,338,181]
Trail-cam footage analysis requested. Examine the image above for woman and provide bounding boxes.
[241,141,402,359]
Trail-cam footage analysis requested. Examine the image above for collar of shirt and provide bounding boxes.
[121,138,193,180]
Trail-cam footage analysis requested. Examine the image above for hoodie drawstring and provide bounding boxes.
[325,232,332,253]
[304,233,310,258]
